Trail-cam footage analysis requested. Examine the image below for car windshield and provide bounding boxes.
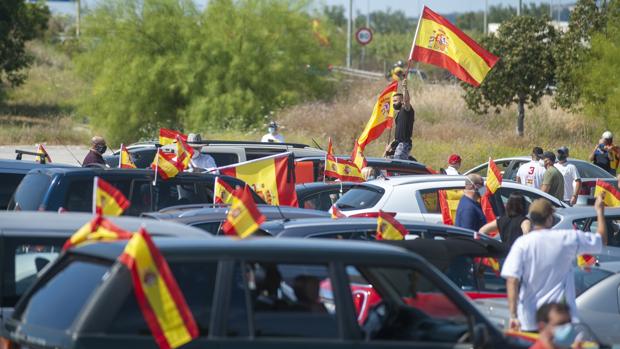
[335,185,384,211]
[574,267,613,297]
[570,160,614,179]
[10,172,52,210]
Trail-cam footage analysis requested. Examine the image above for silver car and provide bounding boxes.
[554,206,620,252]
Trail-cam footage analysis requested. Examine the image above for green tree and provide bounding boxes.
[462,16,556,136]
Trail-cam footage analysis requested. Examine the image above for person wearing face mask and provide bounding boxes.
[392,79,414,160]
[261,121,284,143]
[530,303,580,349]
[186,133,217,172]
[455,174,487,232]
[501,195,607,333]
[554,146,581,206]
[82,136,108,167]
[540,151,564,201]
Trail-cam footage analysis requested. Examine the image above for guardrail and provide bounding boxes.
[331,66,384,80]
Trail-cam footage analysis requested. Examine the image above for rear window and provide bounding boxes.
[574,267,612,297]
[570,161,614,179]
[11,173,52,211]
[335,185,384,211]
[16,256,111,330]
[0,173,24,210]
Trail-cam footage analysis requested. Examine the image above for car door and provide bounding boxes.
[418,186,465,224]
[300,189,349,211]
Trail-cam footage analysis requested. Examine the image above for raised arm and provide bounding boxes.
[594,192,608,246]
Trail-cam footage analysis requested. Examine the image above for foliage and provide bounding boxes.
[462,16,557,136]
[456,3,554,32]
[76,0,337,144]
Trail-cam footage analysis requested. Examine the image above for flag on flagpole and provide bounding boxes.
[350,143,368,171]
[222,185,266,239]
[63,214,133,250]
[480,158,503,237]
[218,153,298,206]
[118,228,199,349]
[35,144,52,163]
[376,211,409,240]
[438,189,464,225]
[356,81,399,149]
[92,176,131,216]
[159,128,188,146]
[409,6,499,87]
[151,149,184,180]
[175,135,194,170]
[119,144,137,169]
[594,179,620,207]
[331,204,346,219]
[214,177,236,205]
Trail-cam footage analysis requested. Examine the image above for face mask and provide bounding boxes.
[539,159,545,166]
[553,323,577,349]
[268,127,276,134]
[477,185,487,198]
[393,102,402,110]
[95,144,107,154]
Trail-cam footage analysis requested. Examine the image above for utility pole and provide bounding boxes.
[76,0,81,37]
[483,0,488,34]
[517,0,522,15]
[550,0,553,20]
[360,0,369,69]
[346,0,352,68]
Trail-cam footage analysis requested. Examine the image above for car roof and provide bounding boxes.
[556,206,620,217]
[295,181,357,191]
[0,159,76,173]
[297,156,428,168]
[363,174,465,187]
[0,212,208,238]
[144,204,329,221]
[26,166,219,180]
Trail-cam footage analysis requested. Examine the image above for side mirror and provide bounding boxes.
[472,323,490,349]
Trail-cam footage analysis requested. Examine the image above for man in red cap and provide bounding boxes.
[445,154,462,175]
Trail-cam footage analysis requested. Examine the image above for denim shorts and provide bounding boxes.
[394,142,412,160]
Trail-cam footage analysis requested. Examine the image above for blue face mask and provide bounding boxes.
[553,323,577,349]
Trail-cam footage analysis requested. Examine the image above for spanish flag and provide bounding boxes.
[356,81,399,149]
[36,144,52,163]
[481,158,502,237]
[159,128,187,146]
[324,139,365,183]
[350,143,368,171]
[376,211,409,240]
[594,179,620,207]
[93,176,131,216]
[174,135,194,170]
[577,254,597,268]
[63,214,133,250]
[219,153,298,206]
[214,177,235,205]
[480,257,501,276]
[331,204,346,219]
[118,228,199,349]
[222,185,267,239]
[438,189,464,225]
[151,149,184,180]
[119,144,137,169]
[409,6,499,87]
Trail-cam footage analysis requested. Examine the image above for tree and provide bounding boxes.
[462,16,556,136]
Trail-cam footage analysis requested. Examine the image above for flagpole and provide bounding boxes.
[118,143,123,169]
[407,4,425,76]
[152,149,159,186]
[92,176,98,216]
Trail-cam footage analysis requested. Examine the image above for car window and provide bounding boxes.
[384,167,429,176]
[574,267,613,297]
[152,182,211,211]
[131,149,158,168]
[498,187,562,209]
[229,262,338,339]
[0,173,25,210]
[335,185,384,211]
[11,172,52,210]
[129,180,152,214]
[16,256,111,330]
[582,217,620,247]
[570,160,614,179]
[207,152,239,167]
[418,188,464,215]
[191,222,223,235]
[64,180,93,212]
[301,190,341,211]
[345,265,470,343]
[108,261,217,336]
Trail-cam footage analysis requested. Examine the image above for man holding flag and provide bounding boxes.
[392,80,415,160]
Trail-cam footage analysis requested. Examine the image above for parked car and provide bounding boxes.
[333,175,567,223]
[104,140,325,168]
[465,157,618,205]
[4,238,529,348]
[0,159,75,210]
[8,167,259,215]
[551,206,620,255]
[294,156,434,184]
[141,204,329,234]
[296,182,356,211]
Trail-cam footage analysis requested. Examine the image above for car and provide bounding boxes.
[8,167,261,215]
[4,238,530,348]
[0,159,76,210]
[333,175,567,223]
[296,182,357,211]
[0,211,208,346]
[141,204,329,234]
[552,206,620,253]
[294,156,434,184]
[104,140,326,168]
[465,157,618,205]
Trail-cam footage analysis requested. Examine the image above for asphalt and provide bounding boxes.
[0,145,90,166]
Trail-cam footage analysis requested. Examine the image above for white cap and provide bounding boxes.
[603,131,613,140]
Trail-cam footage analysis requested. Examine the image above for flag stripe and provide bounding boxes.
[412,46,481,86]
[214,177,236,204]
[486,159,502,194]
[97,179,131,211]
[357,81,399,148]
[596,179,620,201]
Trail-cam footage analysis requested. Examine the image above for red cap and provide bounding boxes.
[448,154,462,165]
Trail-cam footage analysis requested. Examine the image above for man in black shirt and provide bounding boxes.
[393,80,414,160]
[82,136,107,167]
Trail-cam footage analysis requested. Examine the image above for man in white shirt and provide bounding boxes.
[555,146,582,206]
[501,194,607,332]
[261,121,285,143]
[187,133,217,172]
[445,154,461,175]
[516,147,546,189]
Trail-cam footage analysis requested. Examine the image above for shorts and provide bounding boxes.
[393,142,412,160]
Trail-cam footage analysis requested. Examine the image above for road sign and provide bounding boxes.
[355,27,373,46]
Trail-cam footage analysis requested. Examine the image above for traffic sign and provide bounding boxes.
[355,27,373,46]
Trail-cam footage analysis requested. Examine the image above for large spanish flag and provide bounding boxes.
[214,176,236,205]
[159,128,188,146]
[594,179,620,207]
[376,211,409,240]
[118,228,199,349]
[219,153,298,206]
[222,185,267,239]
[63,214,133,250]
[356,81,399,149]
[151,149,185,180]
[324,139,364,183]
[92,176,131,216]
[409,6,499,87]
[119,144,137,169]
[351,143,368,171]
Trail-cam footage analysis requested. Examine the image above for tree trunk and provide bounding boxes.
[516,96,525,137]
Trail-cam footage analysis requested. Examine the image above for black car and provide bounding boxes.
[296,182,356,211]
[4,238,528,348]
[8,167,261,215]
[142,204,329,234]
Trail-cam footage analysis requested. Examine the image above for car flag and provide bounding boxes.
[376,210,409,240]
[159,128,188,146]
[93,176,131,216]
[63,214,133,250]
[214,176,236,205]
[119,144,137,169]
[481,158,503,237]
[151,149,184,181]
[35,144,52,163]
[175,135,194,170]
[324,138,364,183]
[222,184,267,239]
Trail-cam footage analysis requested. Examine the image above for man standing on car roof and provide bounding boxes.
[555,146,581,206]
[261,121,284,143]
[501,195,606,333]
[392,79,414,160]
[82,136,107,167]
[455,174,487,232]
[516,147,546,190]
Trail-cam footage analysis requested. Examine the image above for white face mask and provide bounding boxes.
[268,127,276,134]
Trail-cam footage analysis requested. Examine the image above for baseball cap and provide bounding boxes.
[542,151,556,162]
[529,199,555,225]
[448,154,462,165]
[557,146,569,157]
[187,133,202,143]
[532,147,544,157]
[603,131,613,140]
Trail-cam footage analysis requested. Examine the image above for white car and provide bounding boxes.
[333,175,567,223]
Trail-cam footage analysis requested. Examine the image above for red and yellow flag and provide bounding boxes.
[222,185,267,239]
[409,6,499,87]
[376,211,409,240]
[159,128,188,146]
[118,228,199,349]
[594,179,620,207]
[480,158,502,237]
[331,204,346,219]
[480,257,501,276]
[93,177,131,216]
[438,189,464,225]
[214,177,235,205]
[577,254,597,269]
[219,153,298,206]
[63,214,133,250]
[351,143,368,171]
[36,144,52,163]
[175,135,194,170]
[119,144,137,169]
[356,81,399,149]
[324,139,365,183]
[151,149,184,180]
[312,19,330,47]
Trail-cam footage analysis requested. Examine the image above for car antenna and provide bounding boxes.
[311,138,323,150]
[274,203,289,221]
[63,145,83,166]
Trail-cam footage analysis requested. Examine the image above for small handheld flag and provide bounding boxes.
[214,177,235,205]
[222,185,266,239]
[63,214,133,250]
[159,128,188,146]
[92,176,131,216]
[594,180,620,207]
[324,138,365,183]
[356,81,399,150]
[376,211,409,240]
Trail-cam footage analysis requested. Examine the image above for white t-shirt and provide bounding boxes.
[516,160,546,189]
[189,153,217,172]
[261,133,284,143]
[555,162,581,201]
[501,229,602,331]
[445,166,460,175]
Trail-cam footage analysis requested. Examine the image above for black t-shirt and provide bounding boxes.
[394,107,415,143]
[82,150,105,167]
[497,215,526,249]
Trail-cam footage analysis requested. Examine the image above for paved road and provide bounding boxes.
[0,145,90,166]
